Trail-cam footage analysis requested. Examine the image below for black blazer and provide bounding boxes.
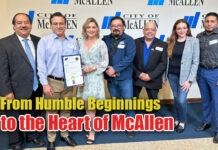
[0,33,42,99]
[133,37,167,89]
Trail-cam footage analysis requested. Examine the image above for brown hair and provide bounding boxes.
[167,19,192,58]
[82,17,100,39]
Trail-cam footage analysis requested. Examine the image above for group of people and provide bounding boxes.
[0,11,217,150]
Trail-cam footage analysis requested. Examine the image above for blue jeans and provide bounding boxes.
[197,67,218,132]
[107,79,135,117]
[168,74,188,123]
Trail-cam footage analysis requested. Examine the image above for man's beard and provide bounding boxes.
[206,29,213,33]
[112,29,121,38]
[112,33,121,38]
[205,27,216,34]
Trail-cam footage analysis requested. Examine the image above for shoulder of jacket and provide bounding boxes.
[30,34,40,40]
[135,37,143,42]
[187,36,199,42]
[154,38,167,46]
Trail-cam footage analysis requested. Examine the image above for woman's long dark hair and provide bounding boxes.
[167,19,192,58]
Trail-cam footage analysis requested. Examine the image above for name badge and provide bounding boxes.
[118,41,125,49]
[67,44,75,49]
[209,39,218,45]
[155,46,163,52]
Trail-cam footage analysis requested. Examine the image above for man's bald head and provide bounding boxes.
[144,22,157,30]
[143,22,157,41]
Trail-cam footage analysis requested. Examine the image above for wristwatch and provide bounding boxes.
[188,81,192,84]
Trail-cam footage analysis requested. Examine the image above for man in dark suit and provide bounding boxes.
[0,13,45,150]
[133,22,167,102]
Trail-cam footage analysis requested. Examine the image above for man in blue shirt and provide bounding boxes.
[37,12,79,150]
[133,22,167,103]
[102,16,136,138]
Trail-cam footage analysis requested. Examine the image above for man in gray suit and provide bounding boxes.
[0,13,45,150]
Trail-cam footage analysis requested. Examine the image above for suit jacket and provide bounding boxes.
[133,37,167,89]
[165,36,200,85]
[0,33,42,99]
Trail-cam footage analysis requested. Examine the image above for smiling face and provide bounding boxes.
[51,16,66,38]
[86,22,99,39]
[204,16,218,34]
[110,19,125,38]
[175,22,188,39]
[13,14,32,38]
[143,22,157,41]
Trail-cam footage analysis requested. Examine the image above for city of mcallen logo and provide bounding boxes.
[51,0,70,4]
[29,11,35,23]
[74,0,112,5]
[101,12,160,30]
[159,35,165,41]
[184,12,200,28]
[169,0,204,6]
[28,10,76,38]
[51,0,113,5]
[147,0,204,6]
[147,0,165,5]
[101,12,121,29]
[199,13,209,29]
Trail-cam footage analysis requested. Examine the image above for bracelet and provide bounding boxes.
[93,65,98,70]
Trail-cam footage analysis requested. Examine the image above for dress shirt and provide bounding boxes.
[37,33,79,85]
[197,27,218,69]
[17,34,36,60]
[143,37,155,68]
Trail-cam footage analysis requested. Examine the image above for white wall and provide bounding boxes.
[1,0,217,99]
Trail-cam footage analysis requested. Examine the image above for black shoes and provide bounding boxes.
[26,138,45,147]
[47,142,55,150]
[13,145,23,150]
[86,139,95,145]
[196,123,211,131]
[174,122,185,133]
[47,136,76,150]
[176,124,185,133]
[61,136,77,146]
[174,121,180,130]
[127,131,136,138]
[213,132,218,143]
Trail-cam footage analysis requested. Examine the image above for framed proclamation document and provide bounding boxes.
[62,55,84,87]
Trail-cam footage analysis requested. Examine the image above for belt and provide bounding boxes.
[199,65,218,70]
[48,75,64,81]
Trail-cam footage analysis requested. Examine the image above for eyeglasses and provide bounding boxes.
[110,24,123,28]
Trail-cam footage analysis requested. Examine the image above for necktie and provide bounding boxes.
[23,39,38,91]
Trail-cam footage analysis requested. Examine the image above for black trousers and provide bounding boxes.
[6,87,43,148]
[133,85,160,113]
[133,85,159,99]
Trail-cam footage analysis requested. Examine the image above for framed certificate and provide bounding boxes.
[62,55,84,87]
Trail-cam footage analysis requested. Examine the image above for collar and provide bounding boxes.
[142,37,156,44]
[142,37,156,49]
[213,27,218,34]
[51,33,69,40]
[16,34,31,41]
[203,27,218,35]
